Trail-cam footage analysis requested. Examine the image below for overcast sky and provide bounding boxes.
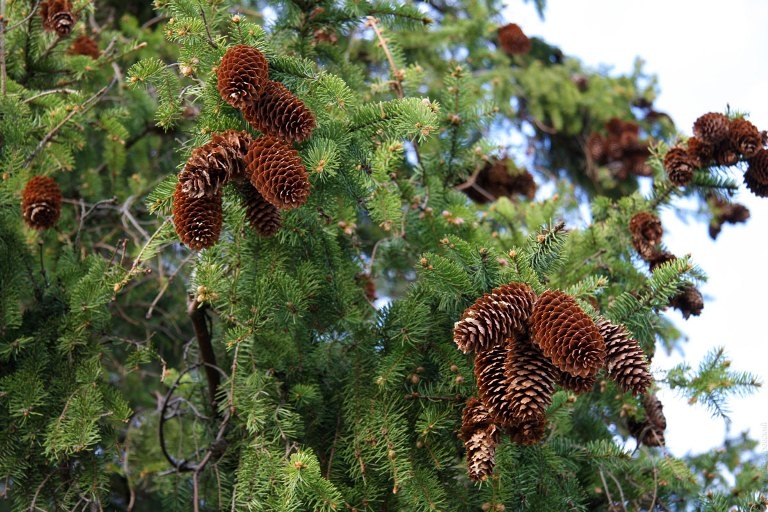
[506,0,768,455]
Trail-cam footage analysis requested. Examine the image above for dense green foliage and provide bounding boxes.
[0,0,766,510]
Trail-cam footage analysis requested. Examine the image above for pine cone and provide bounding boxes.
[453,282,537,353]
[474,345,515,427]
[216,45,269,109]
[629,394,666,447]
[598,319,651,395]
[744,149,768,197]
[213,129,253,179]
[585,133,606,163]
[465,159,537,203]
[502,335,557,424]
[556,370,596,394]
[234,181,282,237]
[245,136,310,209]
[529,290,606,378]
[460,397,500,481]
[669,282,703,319]
[647,251,676,273]
[508,417,547,445]
[178,141,234,199]
[40,0,77,37]
[686,136,713,166]
[708,195,750,240]
[497,23,532,56]
[628,211,663,261]
[729,117,763,158]
[242,80,316,143]
[662,146,697,186]
[172,181,223,250]
[713,140,739,167]
[68,35,99,59]
[21,176,62,230]
[693,112,730,145]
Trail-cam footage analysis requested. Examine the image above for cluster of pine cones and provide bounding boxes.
[453,282,656,481]
[663,112,767,191]
[629,211,704,319]
[497,23,532,56]
[39,0,100,57]
[21,176,63,230]
[461,157,537,203]
[172,45,316,250]
[586,118,652,180]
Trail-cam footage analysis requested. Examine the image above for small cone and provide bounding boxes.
[242,80,316,143]
[474,345,515,427]
[598,318,651,395]
[460,398,500,481]
[178,140,235,199]
[68,35,99,59]
[713,140,739,167]
[529,290,605,378]
[708,195,750,240]
[692,112,730,145]
[744,149,768,197]
[216,45,269,109]
[172,181,223,250]
[21,176,62,230]
[686,136,713,166]
[234,181,281,237]
[497,23,532,56]
[245,136,310,209]
[585,133,606,163]
[40,0,77,37]
[669,282,703,319]
[629,394,666,447]
[729,117,762,158]
[502,335,557,424]
[453,282,537,353]
[647,251,677,273]
[662,146,697,186]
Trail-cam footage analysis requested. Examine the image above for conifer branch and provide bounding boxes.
[0,0,5,96]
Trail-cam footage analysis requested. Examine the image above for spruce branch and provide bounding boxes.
[0,0,6,97]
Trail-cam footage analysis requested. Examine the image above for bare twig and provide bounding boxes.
[146,253,194,319]
[598,466,615,508]
[365,16,403,99]
[21,88,79,103]
[198,4,218,50]
[189,298,221,413]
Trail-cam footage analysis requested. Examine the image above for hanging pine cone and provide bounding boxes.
[178,141,234,199]
[497,23,532,56]
[669,282,704,319]
[629,394,666,447]
[242,80,316,143]
[68,35,99,59]
[744,149,768,197]
[245,136,311,209]
[686,136,713,166]
[529,290,605,378]
[453,281,537,353]
[585,133,606,163]
[234,181,282,237]
[662,146,697,186]
[39,0,77,37]
[729,117,763,158]
[713,140,740,167]
[214,129,254,179]
[502,335,558,424]
[464,159,537,203]
[216,45,269,109]
[474,345,515,427]
[647,251,676,273]
[556,370,596,394]
[598,318,651,395]
[508,417,547,445]
[21,176,62,230]
[693,112,730,145]
[628,211,663,261]
[460,398,500,481]
[172,181,223,250]
[708,195,750,240]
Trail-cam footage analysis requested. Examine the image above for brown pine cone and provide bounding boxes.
[497,23,532,56]
[729,117,763,158]
[669,282,703,319]
[708,195,750,240]
[245,136,310,209]
[744,149,768,197]
[21,176,62,230]
[216,45,269,109]
[213,129,253,179]
[585,133,606,163]
[713,140,740,167]
[647,250,677,273]
[508,417,547,445]
[598,319,651,395]
[693,112,730,145]
[172,181,223,250]
[462,419,500,481]
[464,159,537,203]
[529,290,605,378]
[68,35,99,59]
[502,335,558,424]
[556,370,596,394]
[242,80,316,143]
[628,211,663,261]
[629,394,666,447]
[686,136,714,166]
[453,282,537,353]
[474,345,515,427]
[40,0,77,37]
[234,181,281,237]
[662,146,697,186]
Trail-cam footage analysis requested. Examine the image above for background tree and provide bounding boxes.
[0,0,766,510]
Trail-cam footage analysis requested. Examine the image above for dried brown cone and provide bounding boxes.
[598,319,651,395]
[216,44,269,109]
[729,117,763,158]
[497,23,532,56]
[556,370,596,394]
[213,129,254,179]
[693,112,730,145]
[686,136,714,166]
[172,181,223,250]
[474,345,515,427]
[585,133,606,163]
[628,211,663,261]
[459,400,501,482]
[708,195,750,240]
[40,0,77,37]
[508,417,547,446]
[234,181,281,237]
[713,140,740,167]
[744,148,768,197]
[669,282,704,319]
[453,282,537,353]
[465,159,537,203]
[242,80,316,144]
[629,394,666,447]
[22,176,62,230]
[663,146,697,186]
[529,290,606,378]
[245,136,310,209]
[178,141,234,199]
[502,335,558,424]
[648,251,677,273]
[68,35,99,59]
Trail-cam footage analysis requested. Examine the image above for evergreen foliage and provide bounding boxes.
[0,0,766,510]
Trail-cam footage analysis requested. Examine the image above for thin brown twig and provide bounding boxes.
[146,253,194,319]
[189,298,221,413]
[365,16,403,99]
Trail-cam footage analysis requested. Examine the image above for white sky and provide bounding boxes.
[506,0,768,455]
